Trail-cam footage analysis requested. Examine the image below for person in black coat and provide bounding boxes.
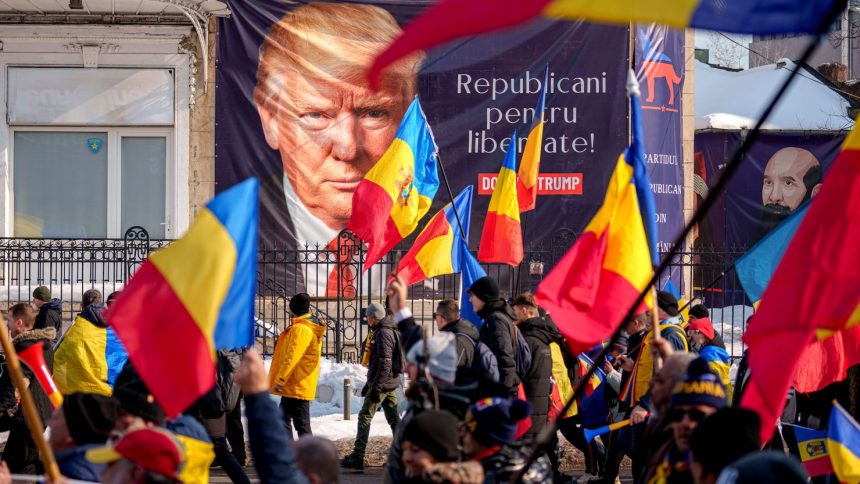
[468,276,519,397]
[512,293,560,439]
[0,303,56,474]
[32,286,62,337]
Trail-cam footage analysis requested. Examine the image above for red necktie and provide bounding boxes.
[326,237,357,298]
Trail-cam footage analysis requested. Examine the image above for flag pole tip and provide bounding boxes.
[626,69,640,98]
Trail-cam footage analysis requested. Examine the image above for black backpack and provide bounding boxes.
[455,333,500,383]
[513,324,533,381]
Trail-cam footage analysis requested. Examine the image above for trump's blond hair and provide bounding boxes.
[254,2,421,108]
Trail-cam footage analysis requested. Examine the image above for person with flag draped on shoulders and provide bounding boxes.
[685,317,733,403]
[55,288,128,397]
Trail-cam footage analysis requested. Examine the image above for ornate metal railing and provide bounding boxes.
[0,227,750,362]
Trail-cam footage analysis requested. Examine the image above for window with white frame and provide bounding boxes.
[13,129,172,239]
[7,66,177,239]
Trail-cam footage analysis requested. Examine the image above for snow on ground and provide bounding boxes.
[261,357,404,441]
[709,304,754,359]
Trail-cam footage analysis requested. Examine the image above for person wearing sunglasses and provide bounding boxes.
[641,357,728,484]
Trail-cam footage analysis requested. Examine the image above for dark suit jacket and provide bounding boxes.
[258,170,305,296]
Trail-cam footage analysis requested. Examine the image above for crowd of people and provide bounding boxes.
[0,279,847,483]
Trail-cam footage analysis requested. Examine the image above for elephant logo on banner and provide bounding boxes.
[640,29,681,109]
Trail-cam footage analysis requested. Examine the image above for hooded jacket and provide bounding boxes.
[54,304,127,397]
[34,298,63,336]
[478,300,519,395]
[268,314,326,400]
[0,327,56,473]
[367,316,402,393]
[518,316,562,437]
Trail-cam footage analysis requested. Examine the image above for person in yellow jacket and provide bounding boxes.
[268,293,326,440]
[54,289,128,396]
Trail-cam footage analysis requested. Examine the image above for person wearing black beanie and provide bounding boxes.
[467,276,520,397]
[401,410,460,479]
[690,408,761,484]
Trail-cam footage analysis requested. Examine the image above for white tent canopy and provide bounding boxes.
[695,59,854,131]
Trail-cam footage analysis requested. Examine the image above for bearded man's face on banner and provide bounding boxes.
[254,3,420,231]
[759,146,822,232]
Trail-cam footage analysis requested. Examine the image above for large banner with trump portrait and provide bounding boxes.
[215,0,668,295]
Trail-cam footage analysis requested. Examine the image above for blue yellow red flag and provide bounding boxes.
[369,0,841,85]
[535,74,656,355]
[828,402,860,483]
[517,67,547,213]
[348,98,440,268]
[577,353,608,427]
[106,178,258,417]
[392,186,473,287]
[478,132,523,266]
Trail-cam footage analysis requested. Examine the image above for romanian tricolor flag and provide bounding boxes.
[740,123,860,444]
[787,424,834,477]
[828,402,860,483]
[478,132,523,266]
[348,98,440,268]
[577,353,608,427]
[391,186,474,287]
[106,178,258,417]
[535,74,657,355]
[517,68,547,213]
[369,0,842,85]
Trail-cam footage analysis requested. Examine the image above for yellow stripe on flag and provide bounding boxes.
[829,439,860,483]
[415,230,456,277]
[364,138,430,237]
[520,121,544,190]
[488,167,521,221]
[150,209,236,354]
[583,155,653,298]
[543,0,699,29]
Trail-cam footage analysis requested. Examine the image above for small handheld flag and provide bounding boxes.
[348,98,440,268]
[391,186,474,287]
[784,423,833,477]
[478,132,523,266]
[107,178,259,417]
[459,242,487,327]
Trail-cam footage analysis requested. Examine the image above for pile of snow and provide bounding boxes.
[709,304,754,358]
[261,357,406,441]
[695,60,854,131]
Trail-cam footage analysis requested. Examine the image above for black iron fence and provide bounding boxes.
[0,228,751,362]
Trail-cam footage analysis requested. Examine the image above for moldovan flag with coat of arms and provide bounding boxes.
[740,123,860,444]
[535,74,658,355]
[348,98,440,268]
[391,185,474,287]
[517,67,547,213]
[478,132,523,266]
[105,178,258,417]
[369,0,841,86]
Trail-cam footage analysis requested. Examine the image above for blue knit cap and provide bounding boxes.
[671,357,728,409]
[465,397,531,447]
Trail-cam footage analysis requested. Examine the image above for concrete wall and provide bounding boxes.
[188,18,217,221]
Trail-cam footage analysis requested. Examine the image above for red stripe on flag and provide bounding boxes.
[536,228,646,355]
[517,178,536,212]
[477,211,523,266]
[392,211,450,286]
[347,181,397,267]
[803,456,834,477]
[106,261,216,417]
